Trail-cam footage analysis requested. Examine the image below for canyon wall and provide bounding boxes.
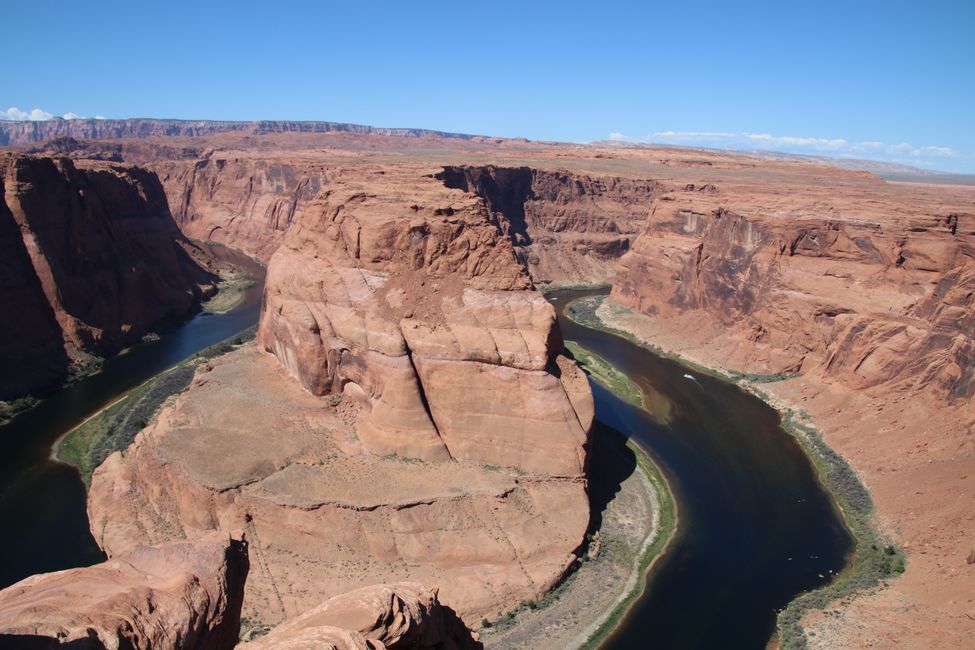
[611,181,975,402]
[150,154,331,262]
[0,154,216,399]
[599,159,975,647]
[438,165,658,286]
[0,118,480,147]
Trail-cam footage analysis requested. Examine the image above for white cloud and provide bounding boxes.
[2,107,91,121]
[607,130,968,172]
[2,107,54,121]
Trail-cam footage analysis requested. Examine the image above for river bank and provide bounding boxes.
[0,245,266,590]
[479,414,676,650]
[55,326,258,485]
[566,294,906,649]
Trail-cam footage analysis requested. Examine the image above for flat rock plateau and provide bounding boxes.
[1,120,973,648]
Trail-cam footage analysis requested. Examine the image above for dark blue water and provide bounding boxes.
[0,247,265,588]
[550,289,853,650]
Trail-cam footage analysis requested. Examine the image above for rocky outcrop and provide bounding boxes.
[0,154,216,399]
[438,165,658,286]
[87,165,593,629]
[0,532,248,649]
[0,118,481,148]
[245,583,478,649]
[258,170,591,475]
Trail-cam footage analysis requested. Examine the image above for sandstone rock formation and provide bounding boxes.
[0,531,248,649]
[10,126,971,646]
[87,343,589,629]
[245,582,477,649]
[258,169,591,474]
[598,155,975,647]
[0,154,216,399]
[611,170,975,403]
[437,165,657,286]
[87,165,593,629]
[151,154,331,262]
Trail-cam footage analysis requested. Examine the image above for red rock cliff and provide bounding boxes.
[0,154,216,399]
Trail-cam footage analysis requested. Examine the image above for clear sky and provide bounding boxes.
[3,0,973,172]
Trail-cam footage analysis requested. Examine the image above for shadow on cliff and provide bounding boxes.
[585,420,638,542]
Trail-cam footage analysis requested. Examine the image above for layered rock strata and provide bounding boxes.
[88,168,593,628]
[612,177,975,402]
[0,154,216,399]
[0,531,248,649]
[0,118,480,148]
[604,163,975,647]
[438,165,658,286]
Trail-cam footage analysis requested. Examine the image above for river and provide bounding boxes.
[0,277,850,649]
[550,289,853,650]
[0,245,265,589]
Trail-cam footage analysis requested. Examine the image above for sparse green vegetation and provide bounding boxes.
[58,326,258,485]
[776,412,906,650]
[565,340,644,407]
[0,395,40,427]
[202,276,256,313]
[562,292,904,650]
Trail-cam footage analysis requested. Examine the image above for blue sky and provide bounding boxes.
[3,1,973,172]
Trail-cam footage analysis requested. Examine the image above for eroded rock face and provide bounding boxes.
[152,155,331,262]
[0,154,216,399]
[438,165,658,286]
[258,171,592,476]
[612,184,975,402]
[87,165,592,629]
[245,582,478,649]
[0,531,248,650]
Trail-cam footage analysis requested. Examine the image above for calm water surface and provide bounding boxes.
[0,278,849,650]
[0,246,265,588]
[550,289,853,650]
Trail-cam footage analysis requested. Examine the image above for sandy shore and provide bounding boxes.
[480,427,675,650]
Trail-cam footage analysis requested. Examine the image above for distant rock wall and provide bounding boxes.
[0,154,216,399]
[0,118,479,147]
[149,154,331,262]
[437,165,659,286]
[612,183,975,402]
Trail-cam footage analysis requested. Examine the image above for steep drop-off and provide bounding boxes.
[0,532,248,649]
[612,180,975,401]
[601,163,975,647]
[0,154,216,399]
[86,166,593,629]
[438,165,658,286]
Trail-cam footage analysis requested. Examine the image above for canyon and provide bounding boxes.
[0,123,972,648]
[0,153,220,401]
